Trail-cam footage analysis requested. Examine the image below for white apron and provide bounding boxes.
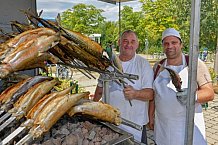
[153,56,207,145]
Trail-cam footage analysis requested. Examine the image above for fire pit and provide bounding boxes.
[0,115,136,145]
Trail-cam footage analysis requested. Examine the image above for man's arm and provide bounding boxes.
[148,99,155,130]
[123,86,154,101]
[196,83,214,103]
[93,86,103,102]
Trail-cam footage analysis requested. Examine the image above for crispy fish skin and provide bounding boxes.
[0,78,31,104]
[6,33,60,67]
[68,101,122,125]
[7,27,56,48]
[165,67,182,92]
[0,33,60,78]
[30,92,89,138]
[9,79,58,120]
[62,29,103,59]
[59,37,110,71]
[26,86,74,121]
[22,86,74,128]
[1,76,53,111]
[0,28,56,61]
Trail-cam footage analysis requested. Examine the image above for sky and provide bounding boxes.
[36,0,142,21]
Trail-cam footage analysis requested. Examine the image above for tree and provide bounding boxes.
[61,3,105,35]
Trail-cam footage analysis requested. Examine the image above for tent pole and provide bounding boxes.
[185,0,201,145]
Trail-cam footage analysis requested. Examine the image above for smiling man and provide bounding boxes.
[93,30,154,143]
[149,28,214,145]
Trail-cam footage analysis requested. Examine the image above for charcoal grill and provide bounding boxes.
[0,114,145,145]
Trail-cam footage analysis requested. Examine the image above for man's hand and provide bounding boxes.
[148,118,154,130]
[123,85,136,100]
[176,88,188,105]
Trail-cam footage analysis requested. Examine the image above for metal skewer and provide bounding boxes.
[0,112,11,124]
[0,116,16,132]
[15,133,33,145]
[1,126,26,145]
[0,110,5,117]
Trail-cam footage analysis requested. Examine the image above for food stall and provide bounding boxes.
[0,0,201,145]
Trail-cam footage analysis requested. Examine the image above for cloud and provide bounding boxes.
[36,0,142,21]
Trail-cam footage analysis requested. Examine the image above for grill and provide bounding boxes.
[0,114,139,145]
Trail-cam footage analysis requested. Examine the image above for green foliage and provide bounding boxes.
[60,2,217,54]
[61,3,105,35]
[209,67,217,83]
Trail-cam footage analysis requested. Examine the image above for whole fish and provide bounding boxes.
[30,92,89,138]
[59,38,110,71]
[0,28,56,61]
[165,67,182,92]
[0,33,60,78]
[1,76,53,111]
[8,79,58,120]
[22,12,104,59]
[68,101,122,125]
[26,86,74,121]
[61,29,104,59]
[0,78,31,104]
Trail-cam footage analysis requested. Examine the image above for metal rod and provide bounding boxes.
[185,0,201,145]
[0,110,4,117]
[0,112,11,124]
[0,116,16,132]
[121,117,142,131]
[15,133,32,145]
[59,62,138,80]
[1,126,26,145]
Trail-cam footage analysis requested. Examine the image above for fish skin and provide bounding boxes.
[30,92,89,138]
[111,50,123,73]
[9,79,58,120]
[7,28,56,48]
[0,28,56,61]
[0,33,60,78]
[68,101,122,125]
[1,76,53,111]
[165,67,182,92]
[26,86,74,121]
[62,29,103,59]
[60,39,110,71]
[0,78,30,104]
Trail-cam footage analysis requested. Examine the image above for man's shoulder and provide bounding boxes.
[135,54,149,62]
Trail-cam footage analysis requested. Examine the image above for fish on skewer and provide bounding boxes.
[15,92,89,145]
[59,37,110,71]
[0,27,56,61]
[67,101,122,125]
[9,79,59,119]
[0,32,60,78]
[0,76,53,112]
[0,79,59,132]
[1,86,75,145]
[22,11,108,60]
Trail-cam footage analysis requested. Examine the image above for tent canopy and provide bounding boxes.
[98,0,135,4]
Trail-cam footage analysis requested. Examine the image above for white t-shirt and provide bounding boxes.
[97,54,153,140]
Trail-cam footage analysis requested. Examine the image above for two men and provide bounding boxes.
[93,30,154,142]
[94,28,214,144]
